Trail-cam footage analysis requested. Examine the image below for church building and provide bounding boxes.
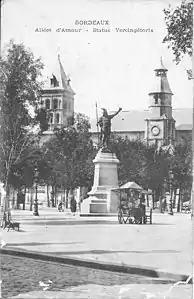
[40,56,192,147]
[90,58,192,146]
[40,55,75,144]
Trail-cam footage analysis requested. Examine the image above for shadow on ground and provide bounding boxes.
[6,242,84,246]
[41,249,180,255]
[20,220,176,226]
[6,245,180,255]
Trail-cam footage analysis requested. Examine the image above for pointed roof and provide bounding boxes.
[43,55,75,95]
[58,55,75,94]
[149,58,173,95]
[58,54,68,89]
[111,181,143,192]
[120,181,143,190]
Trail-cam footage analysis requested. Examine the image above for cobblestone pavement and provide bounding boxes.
[2,255,175,299]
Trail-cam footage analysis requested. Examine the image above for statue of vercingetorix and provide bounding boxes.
[97,107,122,149]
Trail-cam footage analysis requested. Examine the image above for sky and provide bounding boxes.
[2,0,192,118]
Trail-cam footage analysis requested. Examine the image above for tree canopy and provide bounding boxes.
[39,113,96,199]
[0,40,44,201]
[163,0,193,64]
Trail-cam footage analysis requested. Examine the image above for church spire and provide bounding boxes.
[58,54,68,90]
[58,55,75,95]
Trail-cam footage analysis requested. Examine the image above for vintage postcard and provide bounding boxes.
[0,0,193,298]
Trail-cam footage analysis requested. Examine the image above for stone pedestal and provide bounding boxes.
[81,149,120,215]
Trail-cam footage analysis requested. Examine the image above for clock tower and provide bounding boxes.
[145,58,176,146]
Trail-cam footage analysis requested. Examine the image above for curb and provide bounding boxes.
[80,213,117,217]
[1,247,192,284]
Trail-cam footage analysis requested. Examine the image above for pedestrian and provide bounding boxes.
[162,197,166,212]
[57,201,62,212]
[70,196,77,214]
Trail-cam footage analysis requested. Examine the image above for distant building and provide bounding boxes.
[90,59,192,146]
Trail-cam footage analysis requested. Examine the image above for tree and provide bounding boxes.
[0,40,44,211]
[39,113,96,207]
[170,141,192,210]
[163,0,193,64]
[109,135,148,188]
[144,145,170,212]
[163,0,193,215]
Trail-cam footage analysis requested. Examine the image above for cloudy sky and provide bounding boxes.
[2,0,192,118]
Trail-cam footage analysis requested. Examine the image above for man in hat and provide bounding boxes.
[97,107,122,148]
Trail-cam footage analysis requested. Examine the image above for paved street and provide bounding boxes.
[2,209,192,276]
[1,209,193,298]
[2,254,175,299]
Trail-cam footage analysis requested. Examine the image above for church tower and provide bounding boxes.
[41,55,75,133]
[145,58,176,146]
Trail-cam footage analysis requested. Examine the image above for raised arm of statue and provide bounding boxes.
[109,107,122,119]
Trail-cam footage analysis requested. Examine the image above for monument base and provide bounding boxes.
[80,149,120,215]
[80,196,108,214]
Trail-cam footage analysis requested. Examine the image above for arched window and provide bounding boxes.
[56,113,60,124]
[154,94,159,105]
[45,99,50,109]
[59,100,61,109]
[49,113,53,124]
[53,98,58,109]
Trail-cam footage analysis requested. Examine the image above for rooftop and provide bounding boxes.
[90,108,193,133]
[43,55,75,95]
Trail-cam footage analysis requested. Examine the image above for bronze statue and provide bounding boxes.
[97,107,122,149]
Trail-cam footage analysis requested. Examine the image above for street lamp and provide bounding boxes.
[168,170,174,215]
[33,167,39,216]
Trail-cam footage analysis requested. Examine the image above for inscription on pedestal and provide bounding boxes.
[97,194,107,199]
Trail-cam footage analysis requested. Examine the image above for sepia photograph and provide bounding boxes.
[0,0,193,298]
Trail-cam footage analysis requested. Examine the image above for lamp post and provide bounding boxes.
[33,167,39,216]
[168,170,174,215]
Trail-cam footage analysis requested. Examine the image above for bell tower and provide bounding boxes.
[145,58,176,146]
[41,55,75,131]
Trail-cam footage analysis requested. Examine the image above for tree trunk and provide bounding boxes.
[3,163,12,214]
[3,182,10,213]
[66,189,69,208]
[173,188,177,208]
[63,187,66,206]
[54,186,57,207]
[47,185,50,207]
[51,186,55,207]
[23,186,26,210]
[180,189,183,212]
[30,188,33,211]
[152,190,155,209]
[159,197,163,213]
[146,194,149,207]
[12,189,16,209]
[177,189,181,212]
